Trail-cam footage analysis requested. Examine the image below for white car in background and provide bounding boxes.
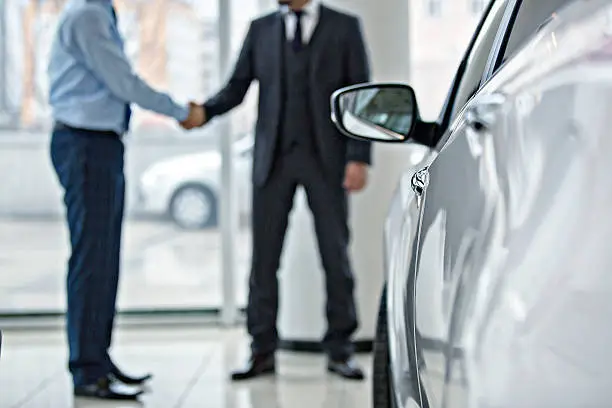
[137,134,253,229]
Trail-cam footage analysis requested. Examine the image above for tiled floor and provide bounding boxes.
[0,325,372,408]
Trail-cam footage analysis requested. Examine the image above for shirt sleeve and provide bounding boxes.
[66,5,189,122]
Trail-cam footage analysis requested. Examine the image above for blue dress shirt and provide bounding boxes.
[47,0,189,135]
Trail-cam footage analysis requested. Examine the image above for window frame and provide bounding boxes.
[432,0,519,150]
[483,0,576,79]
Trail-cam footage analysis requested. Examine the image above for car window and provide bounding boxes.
[501,0,574,62]
[450,0,509,119]
[434,0,509,148]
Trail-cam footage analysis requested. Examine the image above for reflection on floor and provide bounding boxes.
[0,325,372,408]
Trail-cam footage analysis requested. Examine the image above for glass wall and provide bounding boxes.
[0,0,490,316]
[410,0,488,120]
[0,0,258,314]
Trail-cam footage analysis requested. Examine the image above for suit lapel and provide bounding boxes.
[308,5,334,80]
[270,12,284,103]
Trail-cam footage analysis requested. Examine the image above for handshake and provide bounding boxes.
[179,102,208,130]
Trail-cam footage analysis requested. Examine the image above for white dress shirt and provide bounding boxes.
[282,0,320,44]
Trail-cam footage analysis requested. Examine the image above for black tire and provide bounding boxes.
[169,184,218,229]
[373,285,397,408]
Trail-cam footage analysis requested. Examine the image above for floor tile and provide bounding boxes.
[184,347,372,408]
[0,326,372,408]
[0,330,64,408]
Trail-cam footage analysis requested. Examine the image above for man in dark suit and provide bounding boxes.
[201,0,372,381]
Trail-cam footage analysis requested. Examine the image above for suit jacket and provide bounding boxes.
[204,5,372,186]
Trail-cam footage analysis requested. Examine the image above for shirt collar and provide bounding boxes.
[281,0,320,17]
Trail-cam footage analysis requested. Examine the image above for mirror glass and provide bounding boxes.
[338,86,416,141]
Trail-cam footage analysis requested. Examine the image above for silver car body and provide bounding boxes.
[378,0,612,407]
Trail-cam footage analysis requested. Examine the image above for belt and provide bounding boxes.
[53,122,121,139]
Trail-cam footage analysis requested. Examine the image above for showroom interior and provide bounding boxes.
[0,0,488,406]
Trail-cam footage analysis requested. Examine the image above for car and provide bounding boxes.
[137,134,253,229]
[331,0,612,407]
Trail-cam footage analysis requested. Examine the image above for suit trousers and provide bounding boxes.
[247,146,358,361]
[50,127,125,386]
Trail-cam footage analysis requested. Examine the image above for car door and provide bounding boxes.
[461,3,612,406]
[382,3,515,406]
[409,2,513,406]
[411,0,578,407]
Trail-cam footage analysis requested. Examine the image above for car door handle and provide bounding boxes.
[411,167,429,197]
[465,92,506,132]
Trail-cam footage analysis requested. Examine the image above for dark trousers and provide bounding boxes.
[50,127,125,386]
[247,147,358,361]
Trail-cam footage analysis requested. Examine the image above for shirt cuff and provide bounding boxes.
[173,105,190,122]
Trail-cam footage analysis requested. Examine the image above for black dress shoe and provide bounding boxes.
[231,354,275,381]
[110,364,153,385]
[327,358,365,380]
[74,375,144,400]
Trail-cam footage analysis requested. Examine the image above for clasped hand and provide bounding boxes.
[179,102,207,130]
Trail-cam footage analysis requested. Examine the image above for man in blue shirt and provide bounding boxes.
[47,0,204,400]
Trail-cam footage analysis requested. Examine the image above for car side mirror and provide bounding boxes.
[331,83,420,143]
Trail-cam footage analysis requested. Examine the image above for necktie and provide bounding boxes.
[292,10,305,52]
[110,5,132,132]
